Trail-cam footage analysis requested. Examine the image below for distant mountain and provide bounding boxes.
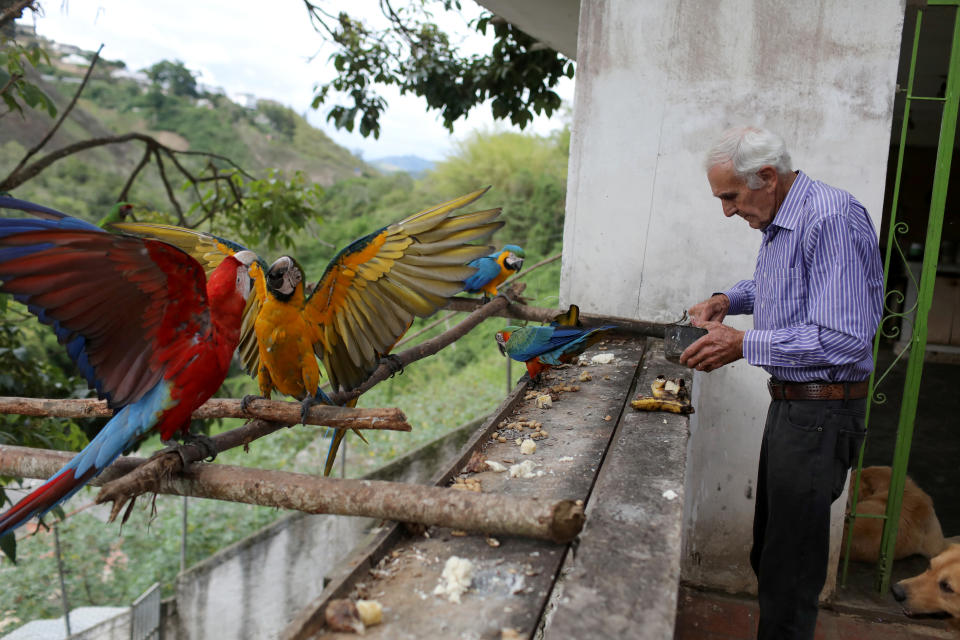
[370,155,436,175]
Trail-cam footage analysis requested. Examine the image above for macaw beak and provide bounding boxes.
[233,251,257,298]
[505,254,524,272]
[495,330,510,356]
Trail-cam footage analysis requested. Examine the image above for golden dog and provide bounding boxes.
[892,543,960,632]
[845,466,946,562]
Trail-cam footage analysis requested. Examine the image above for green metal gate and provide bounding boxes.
[842,0,960,593]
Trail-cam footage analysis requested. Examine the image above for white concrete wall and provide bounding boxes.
[561,0,904,594]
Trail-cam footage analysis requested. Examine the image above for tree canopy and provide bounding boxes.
[305,0,574,138]
[144,59,198,97]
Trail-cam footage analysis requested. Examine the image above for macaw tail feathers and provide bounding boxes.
[0,465,99,536]
[0,382,169,536]
[551,304,583,328]
[321,394,367,476]
[323,428,348,477]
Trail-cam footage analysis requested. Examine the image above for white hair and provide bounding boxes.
[705,126,793,189]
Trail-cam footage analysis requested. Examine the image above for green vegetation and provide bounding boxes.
[0,37,569,631]
[305,2,574,137]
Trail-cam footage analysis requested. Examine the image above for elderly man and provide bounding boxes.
[681,126,883,640]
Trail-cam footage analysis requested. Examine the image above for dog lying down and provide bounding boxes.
[846,465,946,562]
[893,544,960,633]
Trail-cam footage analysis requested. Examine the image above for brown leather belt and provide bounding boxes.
[767,379,868,401]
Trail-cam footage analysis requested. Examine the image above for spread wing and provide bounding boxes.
[110,222,268,377]
[305,188,503,391]
[0,219,212,408]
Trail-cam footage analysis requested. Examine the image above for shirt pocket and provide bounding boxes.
[757,266,806,322]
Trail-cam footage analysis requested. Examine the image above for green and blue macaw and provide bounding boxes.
[495,304,614,380]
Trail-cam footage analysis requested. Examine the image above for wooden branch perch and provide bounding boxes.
[0,445,584,543]
[0,397,410,523]
[445,296,672,338]
[0,396,409,430]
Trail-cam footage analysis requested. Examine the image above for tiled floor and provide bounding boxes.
[674,586,954,640]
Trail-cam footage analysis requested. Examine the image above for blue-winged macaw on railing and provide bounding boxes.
[462,244,525,298]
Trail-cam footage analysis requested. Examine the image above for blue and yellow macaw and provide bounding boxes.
[115,188,503,475]
[461,244,525,297]
[495,304,614,380]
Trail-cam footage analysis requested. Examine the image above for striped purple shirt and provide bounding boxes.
[723,170,883,383]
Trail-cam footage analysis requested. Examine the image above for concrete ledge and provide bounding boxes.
[542,340,691,639]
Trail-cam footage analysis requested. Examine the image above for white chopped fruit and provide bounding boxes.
[662,489,678,501]
[536,394,553,409]
[591,353,615,365]
[485,460,508,473]
[664,379,680,393]
[433,556,475,603]
[520,439,537,455]
[509,459,539,478]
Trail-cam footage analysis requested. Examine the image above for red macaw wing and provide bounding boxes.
[110,222,268,377]
[0,228,211,407]
[304,188,503,391]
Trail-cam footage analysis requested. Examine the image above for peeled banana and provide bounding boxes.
[631,396,695,414]
[633,375,694,413]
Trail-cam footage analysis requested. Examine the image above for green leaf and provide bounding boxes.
[0,531,15,564]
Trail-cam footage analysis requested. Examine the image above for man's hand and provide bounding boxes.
[680,320,744,372]
[687,293,729,324]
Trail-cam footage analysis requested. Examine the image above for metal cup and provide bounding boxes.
[663,325,708,364]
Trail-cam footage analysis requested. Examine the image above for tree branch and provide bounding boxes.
[0,444,584,543]
[152,147,186,224]
[0,132,155,191]
[0,52,254,230]
[117,145,153,202]
[0,396,409,430]
[9,45,103,178]
[0,72,22,99]
[0,0,35,29]
[444,296,673,338]
[503,251,561,287]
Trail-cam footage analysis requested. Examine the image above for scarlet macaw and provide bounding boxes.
[461,244,525,297]
[114,188,503,475]
[495,304,614,380]
[0,196,256,536]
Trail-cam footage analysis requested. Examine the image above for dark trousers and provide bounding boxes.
[750,396,866,640]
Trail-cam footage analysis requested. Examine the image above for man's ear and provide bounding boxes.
[756,165,777,189]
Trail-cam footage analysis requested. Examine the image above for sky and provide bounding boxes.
[18,0,575,161]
